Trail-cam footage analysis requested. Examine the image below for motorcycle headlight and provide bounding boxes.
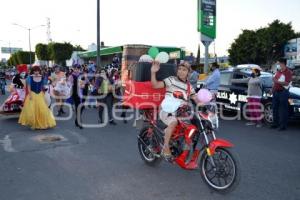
[208,114,219,129]
[288,99,300,105]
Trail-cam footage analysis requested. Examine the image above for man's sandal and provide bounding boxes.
[161,147,173,161]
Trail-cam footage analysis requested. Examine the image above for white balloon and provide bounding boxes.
[139,54,153,63]
[155,52,169,63]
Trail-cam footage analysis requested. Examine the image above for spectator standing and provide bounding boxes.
[97,70,116,125]
[68,65,84,129]
[232,67,263,127]
[204,62,221,99]
[189,64,199,91]
[271,58,293,131]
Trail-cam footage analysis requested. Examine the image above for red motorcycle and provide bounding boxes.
[137,92,241,193]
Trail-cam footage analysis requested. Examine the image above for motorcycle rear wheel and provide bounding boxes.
[138,127,162,167]
[200,147,241,193]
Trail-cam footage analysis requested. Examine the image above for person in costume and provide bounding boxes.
[18,66,56,130]
[50,65,67,116]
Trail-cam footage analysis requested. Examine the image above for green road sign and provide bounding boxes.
[198,0,216,39]
[1,47,22,54]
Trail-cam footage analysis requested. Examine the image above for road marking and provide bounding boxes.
[0,135,17,152]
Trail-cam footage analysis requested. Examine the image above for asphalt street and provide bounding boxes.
[0,94,300,200]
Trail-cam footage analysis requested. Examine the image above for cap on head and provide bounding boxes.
[178,61,191,72]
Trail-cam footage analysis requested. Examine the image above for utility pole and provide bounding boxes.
[96,0,101,69]
[28,28,32,66]
[46,17,52,43]
[12,23,45,66]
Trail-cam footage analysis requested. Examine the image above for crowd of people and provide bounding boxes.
[0,59,127,130]
[202,58,293,131]
[0,56,294,133]
[44,62,125,129]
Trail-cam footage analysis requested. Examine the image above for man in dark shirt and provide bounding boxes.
[68,65,84,129]
[271,58,293,131]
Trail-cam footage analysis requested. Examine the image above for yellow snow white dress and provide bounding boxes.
[18,76,56,129]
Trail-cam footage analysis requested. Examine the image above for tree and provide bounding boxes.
[228,30,259,65]
[261,20,296,66]
[0,60,7,69]
[35,43,49,60]
[228,20,298,66]
[7,51,35,65]
[73,45,86,51]
[8,53,18,66]
[16,51,35,64]
[7,57,13,66]
[48,42,73,65]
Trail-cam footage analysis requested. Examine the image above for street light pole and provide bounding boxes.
[28,28,32,66]
[12,23,45,67]
[96,0,101,69]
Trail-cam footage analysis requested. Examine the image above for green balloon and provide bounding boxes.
[148,47,159,59]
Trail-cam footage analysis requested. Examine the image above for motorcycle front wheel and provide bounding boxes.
[200,147,241,193]
[138,127,162,167]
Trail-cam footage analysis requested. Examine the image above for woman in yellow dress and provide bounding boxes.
[18,66,56,130]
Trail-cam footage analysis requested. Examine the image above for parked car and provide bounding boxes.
[291,65,300,87]
[215,66,300,125]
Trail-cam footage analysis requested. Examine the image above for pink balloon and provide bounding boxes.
[197,89,212,104]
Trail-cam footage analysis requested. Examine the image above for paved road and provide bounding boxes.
[0,94,300,200]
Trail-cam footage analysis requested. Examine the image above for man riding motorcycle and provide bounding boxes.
[151,61,200,158]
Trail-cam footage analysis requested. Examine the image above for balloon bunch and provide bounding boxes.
[139,47,169,64]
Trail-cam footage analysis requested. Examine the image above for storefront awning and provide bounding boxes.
[78,46,123,58]
[78,45,184,59]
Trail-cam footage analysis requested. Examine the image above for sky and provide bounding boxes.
[0,0,300,60]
